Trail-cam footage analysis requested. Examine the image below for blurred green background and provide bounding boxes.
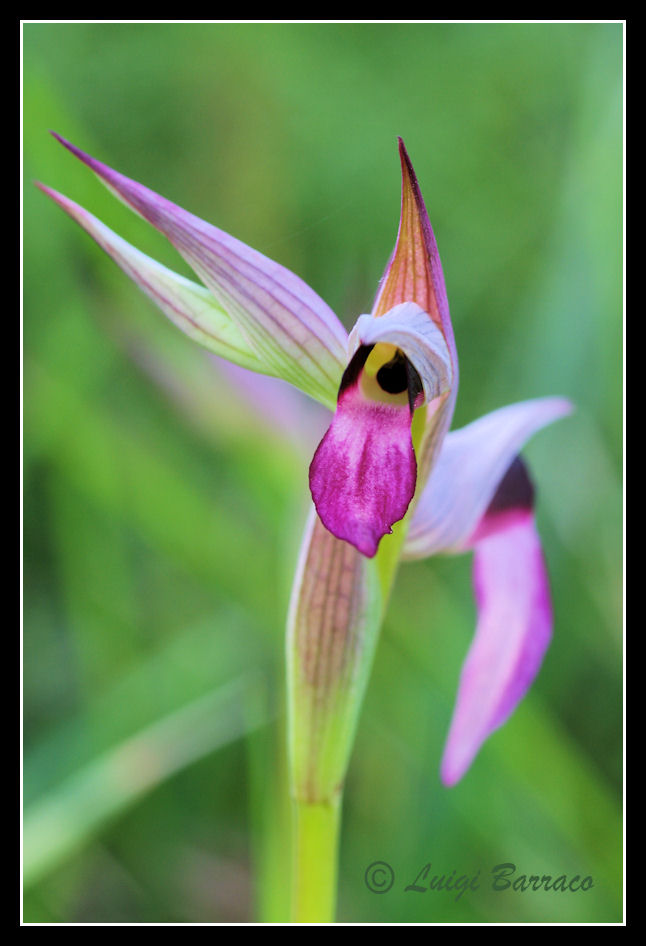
[23,22,623,923]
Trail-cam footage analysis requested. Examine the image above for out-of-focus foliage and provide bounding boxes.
[23,22,622,923]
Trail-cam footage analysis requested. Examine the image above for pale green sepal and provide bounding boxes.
[286,509,384,804]
[38,184,341,410]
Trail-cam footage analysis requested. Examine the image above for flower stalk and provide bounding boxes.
[291,796,341,922]
[286,520,401,923]
[286,407,429,921]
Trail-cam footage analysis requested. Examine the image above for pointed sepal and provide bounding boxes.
[372,139,457,375]
[404,397,573,559]
[36,183,267,374]
[46,134,349,409]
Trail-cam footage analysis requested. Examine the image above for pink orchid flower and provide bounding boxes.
[38,134,571,786]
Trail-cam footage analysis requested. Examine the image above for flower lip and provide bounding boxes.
[309,343,421,558]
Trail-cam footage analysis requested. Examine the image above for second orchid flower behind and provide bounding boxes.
[39,135,571,920]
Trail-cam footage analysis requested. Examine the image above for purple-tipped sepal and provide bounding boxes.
[440,458,553,786]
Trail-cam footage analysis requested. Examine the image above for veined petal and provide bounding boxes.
[440,460,552,786]
[48,134,348,410]
[403,397,573,560]
[348,302,453,403]
[36,184,266,374]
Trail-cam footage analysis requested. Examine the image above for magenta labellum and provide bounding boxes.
[309,342,421,557]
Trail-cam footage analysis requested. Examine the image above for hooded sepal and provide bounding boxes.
[348,302,453,404]
[372,140,457,375]
[370,139,459,501]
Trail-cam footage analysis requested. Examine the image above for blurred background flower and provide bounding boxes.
[23,21,622,923]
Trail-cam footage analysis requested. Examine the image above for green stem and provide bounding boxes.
[291,795,342,923]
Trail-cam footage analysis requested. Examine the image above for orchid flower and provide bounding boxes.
[39,134,571,921]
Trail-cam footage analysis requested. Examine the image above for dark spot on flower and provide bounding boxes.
[376,350,423,412]
[404,357,424,411]
[338,345,374,395]
[487,456,535,514]
[377,351,408,394]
